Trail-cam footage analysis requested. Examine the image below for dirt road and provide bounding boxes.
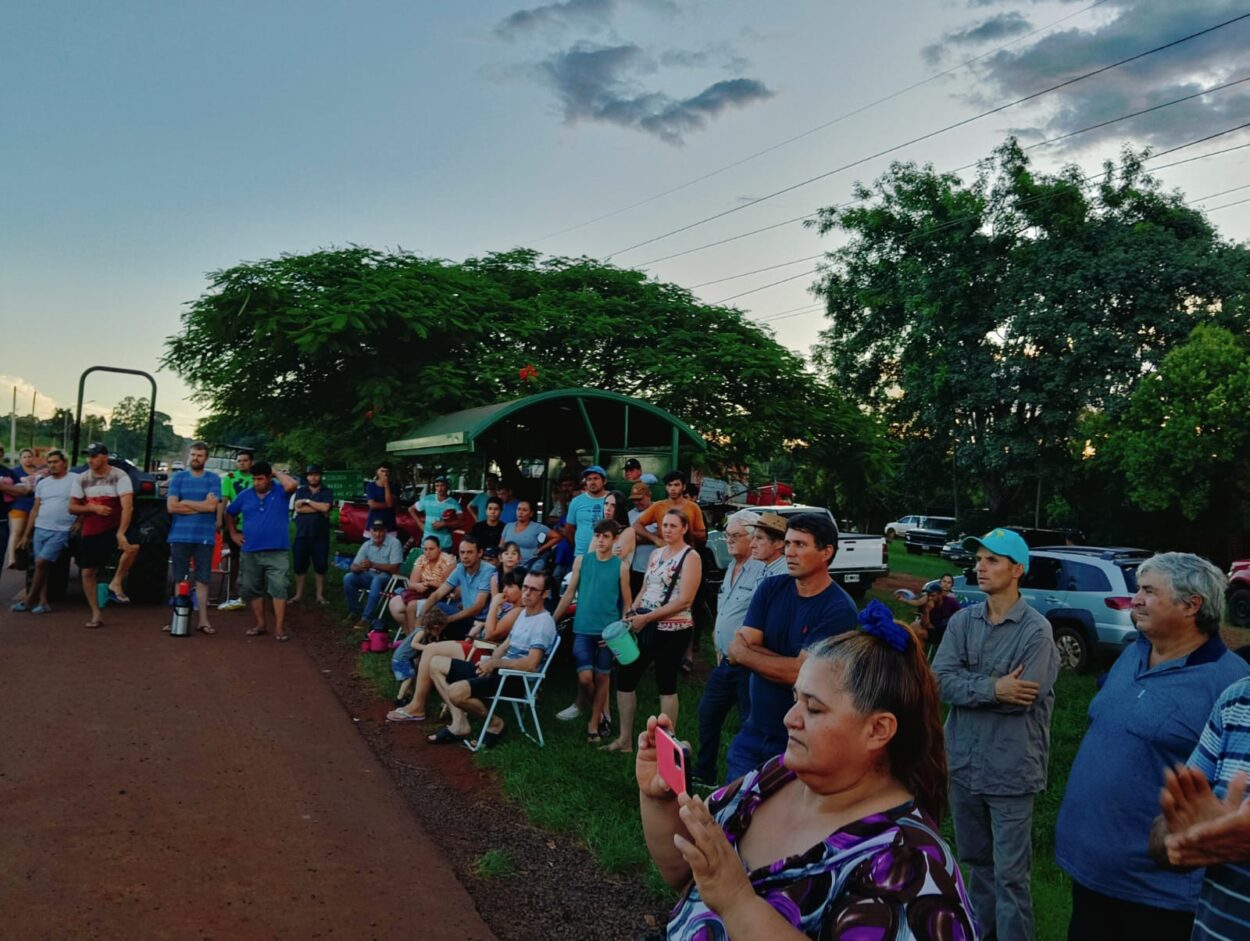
[0,568,494,940]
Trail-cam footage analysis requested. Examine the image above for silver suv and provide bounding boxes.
[952,546,1150,671]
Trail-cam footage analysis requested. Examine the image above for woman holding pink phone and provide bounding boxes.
[636,623,976,940]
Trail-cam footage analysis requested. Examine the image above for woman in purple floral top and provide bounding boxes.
[637,624,977,940]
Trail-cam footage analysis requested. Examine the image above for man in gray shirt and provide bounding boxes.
[932,527,1060,941]
[692,509,764,786]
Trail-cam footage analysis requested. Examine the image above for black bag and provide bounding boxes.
[632,548,692,652]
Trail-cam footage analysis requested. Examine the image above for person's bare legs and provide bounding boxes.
[5,514,25,570]
[26,558,50,607]
[82,567,102,625]
[194,580,212,630]
[659,692,679,729]
[292,571,307,603]
[313,572,327,603]
[605,690,637,752]
[430,660,473,737]
[272,598,287,637]
[577,669,597,735]
[452,684,503,735]
[593,672,612,731]
[249,597,267,632]
[387,594,407,629]
[109,545,139,598]
[402,640,467,717]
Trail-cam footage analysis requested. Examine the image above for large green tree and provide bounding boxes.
[811,140,1250,519]
[163,248,889,516]
[107,396,183,464]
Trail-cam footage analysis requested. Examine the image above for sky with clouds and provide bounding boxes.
[3,0,1247,437]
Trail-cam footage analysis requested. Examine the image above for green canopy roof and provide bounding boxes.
[386,388,704,462]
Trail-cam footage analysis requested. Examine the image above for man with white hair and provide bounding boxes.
[1057,552,1248,939]
[691,508,764,786]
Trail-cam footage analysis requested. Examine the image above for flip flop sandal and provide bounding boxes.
[387,710,426,722]
[427,727,466,745]
[107,591,131,605]
[480,728,506,749]
[196,625,217,635]
[84,620,104,629]
[586,731,602,744]
[245,626,268,636]
[275,634,291,642]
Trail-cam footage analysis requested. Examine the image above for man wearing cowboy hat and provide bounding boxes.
[750,511,790,577]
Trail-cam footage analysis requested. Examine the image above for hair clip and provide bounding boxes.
[857,599,911,652]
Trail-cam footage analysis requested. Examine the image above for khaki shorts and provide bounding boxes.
[239,549,290,601]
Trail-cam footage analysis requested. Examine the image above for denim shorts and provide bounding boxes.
[572,632,614,675]
[170,542,215,585]
[32,527,71,562]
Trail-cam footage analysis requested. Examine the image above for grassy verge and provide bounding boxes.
[887,540,965,582]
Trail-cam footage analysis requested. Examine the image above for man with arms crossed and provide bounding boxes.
[692,509,763,786]
[166,441,221,633]
[932,528,1060,941]
[724,512,858,781]
[12,449,74,614]
[426,570,558,748]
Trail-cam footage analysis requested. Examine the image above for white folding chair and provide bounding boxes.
[466,633,561,752]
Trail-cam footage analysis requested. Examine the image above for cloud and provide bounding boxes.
[923,11,1033,65]
[0,375,108,420]
[494,0,676,39]
[538,42,772,143]
[944,0,1250,151]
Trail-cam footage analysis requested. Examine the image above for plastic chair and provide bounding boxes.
[466,633,562,752]
[358,546,422,623]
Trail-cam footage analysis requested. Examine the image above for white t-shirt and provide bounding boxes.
[502,608,558,668]
[34,474,75,531]
[628,506,657,574]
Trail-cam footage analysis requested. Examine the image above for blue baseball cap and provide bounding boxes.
[581,465,606,478]
[962,528,1030,573]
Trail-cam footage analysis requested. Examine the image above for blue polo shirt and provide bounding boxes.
[226,486,292,552]
[736,575,858,744]
[1055,634,1249,911]
[444,562,493,612]
[567,492,605,556]
[168,470,222,545]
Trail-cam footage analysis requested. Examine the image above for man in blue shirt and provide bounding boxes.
[290,464,335,606]
[166,442,221,633]
[564,465,607,557]
[409,475,461,551]
[421,533,493,641]
[343,519,403,630]
[1057,552,1249,940]
[225,461,298,640]
[496,481,520,525]
[725,512,858,782]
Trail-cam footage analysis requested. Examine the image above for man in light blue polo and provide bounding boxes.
[343,519,403,631]
[421,533,493,641]
[932,527,1060,941]
[1057,553,1248,939]
[564,465,607,557]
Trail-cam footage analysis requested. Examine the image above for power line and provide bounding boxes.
[704,91,1250,305]
[1193,181,1250,203]
[1206,195,1250,212]
[527,1,1111,246]
[689,254,824,289]
[605,11,1250,260]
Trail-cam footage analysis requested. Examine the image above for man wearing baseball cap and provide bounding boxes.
[290,464,335,605]
[564,465,608,557]
[622,457,658,485]
[932,527,1060,941]
[343,518,403,631]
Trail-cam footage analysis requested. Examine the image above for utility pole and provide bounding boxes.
[8,387,14,454]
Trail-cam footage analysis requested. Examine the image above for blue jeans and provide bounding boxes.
[693,660,751,784]
[344,570,389,623]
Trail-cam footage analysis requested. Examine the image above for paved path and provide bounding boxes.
[0,568,494,940]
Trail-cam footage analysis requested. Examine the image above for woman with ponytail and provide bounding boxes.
[637,600,975,940]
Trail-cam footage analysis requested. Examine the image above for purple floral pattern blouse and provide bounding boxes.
[667,757,977,940]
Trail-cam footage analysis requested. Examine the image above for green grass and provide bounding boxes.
[886,540,964,582]
[472,848,519,880]
[323,541,1094,938]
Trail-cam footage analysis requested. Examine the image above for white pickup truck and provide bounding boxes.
[704,504,888,604]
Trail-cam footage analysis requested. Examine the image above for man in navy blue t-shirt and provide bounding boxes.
[725,512,858,781]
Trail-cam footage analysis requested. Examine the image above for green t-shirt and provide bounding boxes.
[221,471,254,531]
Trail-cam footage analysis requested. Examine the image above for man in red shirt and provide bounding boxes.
[69,443,139,628]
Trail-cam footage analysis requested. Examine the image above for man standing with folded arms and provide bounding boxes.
[166,441,221,633]
[933,528,1060,941]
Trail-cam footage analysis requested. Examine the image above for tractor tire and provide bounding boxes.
[126,501,172,604]
[1229,588,1250,629]
[45,549,72,602]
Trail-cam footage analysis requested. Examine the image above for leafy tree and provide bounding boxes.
[1090,325,1250,525]
[162,248,891,516]
[810,140,1250,519]
[107,396,183,464]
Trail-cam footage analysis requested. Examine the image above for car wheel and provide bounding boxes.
[1051,622,1090,673]
[1229,588,1250,628]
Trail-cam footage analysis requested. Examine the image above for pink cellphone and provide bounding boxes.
[655,726,689,796]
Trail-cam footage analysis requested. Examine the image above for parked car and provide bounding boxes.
[1228,559,1250,628]
[883,514,955,541]
[903,517,957,555]
[941,525,1085,567]
[335,488,476,548]
[705,504,888,604]
[952,545,1148,671]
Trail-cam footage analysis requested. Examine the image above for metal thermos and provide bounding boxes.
[170,581,193,637]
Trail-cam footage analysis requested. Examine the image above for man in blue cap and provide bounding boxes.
[932,527,1060,941]
[564,465,608,557]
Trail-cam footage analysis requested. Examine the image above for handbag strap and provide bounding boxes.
[658,548,692,609]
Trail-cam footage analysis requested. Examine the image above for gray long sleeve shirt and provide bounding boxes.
[932,596,1061,796]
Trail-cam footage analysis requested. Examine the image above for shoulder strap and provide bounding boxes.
[659,548,693,608]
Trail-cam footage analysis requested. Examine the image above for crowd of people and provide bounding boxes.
[9,442,1250,940]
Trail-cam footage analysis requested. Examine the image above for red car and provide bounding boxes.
[1229,560,1250,628]
[336,493,475,551]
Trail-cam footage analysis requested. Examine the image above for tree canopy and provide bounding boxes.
[811,139,1250,520]
[163,248,891,517]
